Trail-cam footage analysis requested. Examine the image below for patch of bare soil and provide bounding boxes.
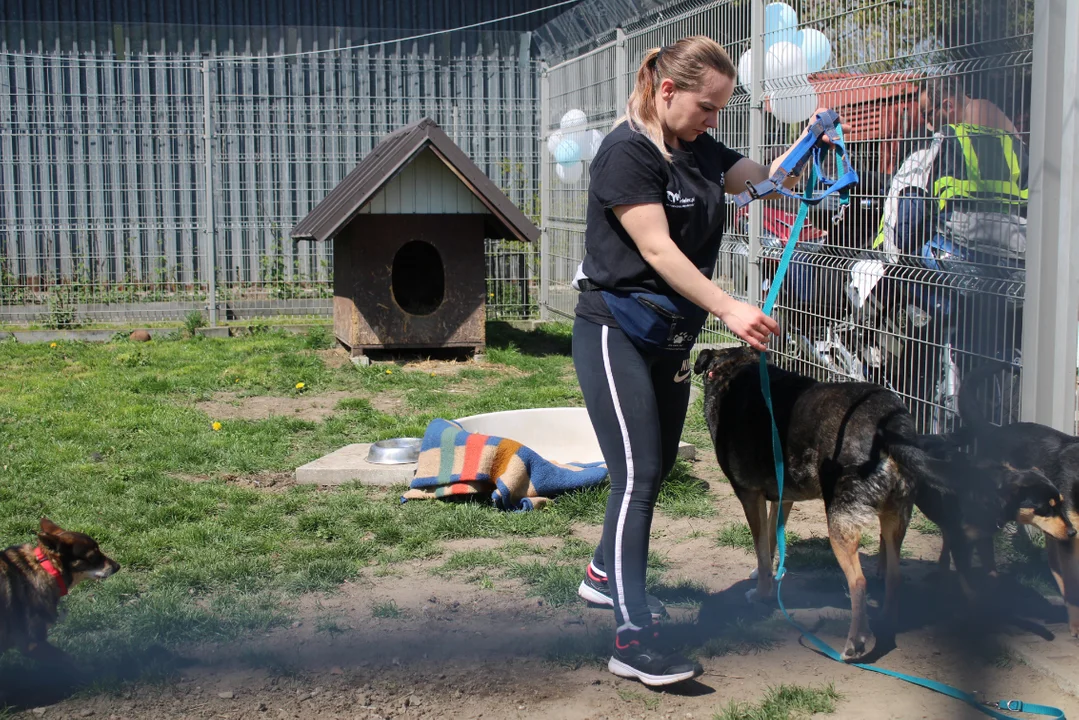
[15,453,1079,720]
[169,470,297,493]
[316,348,353,370]
[398,357,527,379]
[191,354,529,425]
[195,390,406,422]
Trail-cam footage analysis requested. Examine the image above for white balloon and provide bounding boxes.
[559,109,587,131]
[580,129,605,162]
[555,161,584,184]
[771,85,819,124]
[546,132,563,155]
[800,27,832,73]
[765,41,809,91]
[737,49,754,90]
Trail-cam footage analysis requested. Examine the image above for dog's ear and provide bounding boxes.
[38,517,64,551]
[39,517,64,535]
[693,349,714,376]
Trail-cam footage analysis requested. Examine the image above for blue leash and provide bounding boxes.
[751,119,1066,720]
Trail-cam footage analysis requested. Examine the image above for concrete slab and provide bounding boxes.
[295,443,416,486]
[1001,623,1079,698]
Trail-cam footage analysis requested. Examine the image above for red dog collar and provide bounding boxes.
[35,546,68,597]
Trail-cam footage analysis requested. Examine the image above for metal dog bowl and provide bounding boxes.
[367,437,422,465]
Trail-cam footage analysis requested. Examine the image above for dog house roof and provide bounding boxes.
[291,117,540,244]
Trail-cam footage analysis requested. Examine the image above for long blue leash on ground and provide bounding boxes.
[753,123,1065,720]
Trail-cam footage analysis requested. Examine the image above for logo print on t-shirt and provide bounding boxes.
[665,190,696,208]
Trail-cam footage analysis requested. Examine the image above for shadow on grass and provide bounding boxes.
[0,645,196,711]
[486,321,572,357]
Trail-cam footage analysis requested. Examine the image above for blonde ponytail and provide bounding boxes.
[618,36,737,163]
[624,47,669,161]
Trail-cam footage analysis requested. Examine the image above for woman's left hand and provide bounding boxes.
[805,107,839,145]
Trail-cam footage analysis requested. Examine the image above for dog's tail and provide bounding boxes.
[882,415,970,495]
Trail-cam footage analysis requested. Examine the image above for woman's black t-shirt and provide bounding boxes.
[575,122,745,325]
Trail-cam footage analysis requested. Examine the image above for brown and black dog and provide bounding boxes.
[957,362,1079,635]
[694,347,950,661]
[913,432,1075,598]
[0,517,120,665]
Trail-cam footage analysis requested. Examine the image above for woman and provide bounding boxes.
[571,35,832,686]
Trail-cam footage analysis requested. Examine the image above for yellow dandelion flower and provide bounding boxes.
[49,342,57,348]
[385,369,392,375]
[211,421,222,431]
[295,382,305,389]
[430,372,436,377]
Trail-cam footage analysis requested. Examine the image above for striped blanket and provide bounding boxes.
[400,418,609,510]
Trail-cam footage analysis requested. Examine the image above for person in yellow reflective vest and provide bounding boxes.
[874,76,1027,262]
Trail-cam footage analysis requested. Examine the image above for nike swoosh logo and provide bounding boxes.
[673,370,691,383]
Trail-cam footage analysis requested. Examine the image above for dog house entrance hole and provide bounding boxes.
[391,240,445,316]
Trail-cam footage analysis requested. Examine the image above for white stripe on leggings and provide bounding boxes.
[601,324,642,633]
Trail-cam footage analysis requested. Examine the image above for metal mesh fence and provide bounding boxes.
[539,0,1065,433]
[0,46,540,327]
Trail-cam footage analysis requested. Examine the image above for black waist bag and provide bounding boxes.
[600,289,708,356]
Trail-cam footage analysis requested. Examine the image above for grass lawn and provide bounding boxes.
[0,321,708,679]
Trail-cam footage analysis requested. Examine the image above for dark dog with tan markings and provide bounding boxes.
[694,346,954,661]
[956,361,1079,635]
[913,433,1074,598]
[0,517,120,665]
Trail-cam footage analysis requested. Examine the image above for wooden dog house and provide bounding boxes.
[291,117,539,361]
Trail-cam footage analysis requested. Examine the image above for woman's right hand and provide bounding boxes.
[716,300,780,351]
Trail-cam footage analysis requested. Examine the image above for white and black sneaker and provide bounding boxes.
[608,625,703,687]
[577,564,667,620]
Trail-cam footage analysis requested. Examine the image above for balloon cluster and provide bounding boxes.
[736,2,833,125]
[547,109,605,184]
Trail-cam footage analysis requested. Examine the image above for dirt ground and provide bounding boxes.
[10,452,1079,720]
[195,349,522,421]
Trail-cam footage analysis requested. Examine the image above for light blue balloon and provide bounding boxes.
[764,3,798,48]
[555,138,581,165]
[798,27,833,73]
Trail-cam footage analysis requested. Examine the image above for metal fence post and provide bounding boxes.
[539,61,551,321]
[202,59,218,327]
[614,27,628,116]
[747,0,765,309]
[1021,0,1079,431]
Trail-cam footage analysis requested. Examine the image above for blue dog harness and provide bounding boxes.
[748,113,1066,720]
[733,109,859,211]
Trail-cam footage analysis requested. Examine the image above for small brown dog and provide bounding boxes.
[0,517,120,665]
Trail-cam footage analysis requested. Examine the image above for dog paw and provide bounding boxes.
[745,587,775,604]
[841,634,870,662]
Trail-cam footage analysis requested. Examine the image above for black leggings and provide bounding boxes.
[572,316,691,631]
